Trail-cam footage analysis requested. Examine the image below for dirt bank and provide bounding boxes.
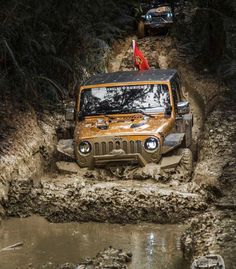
[0,105,64,217]
[0,109,61,181]
[181,94,236,268]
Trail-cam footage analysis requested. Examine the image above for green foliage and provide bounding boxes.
[174,0,236,82]
[0,0,137,107]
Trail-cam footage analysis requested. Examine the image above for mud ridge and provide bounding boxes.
[4,177,206,223]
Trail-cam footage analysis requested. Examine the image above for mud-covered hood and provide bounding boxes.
[76,115,172,139]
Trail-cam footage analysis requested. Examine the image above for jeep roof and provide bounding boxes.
[83,69,178,86]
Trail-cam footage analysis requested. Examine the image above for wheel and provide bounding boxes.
[176,148,193,181]
[137,21,145,38]
[109,166,125,178]
[178,148,193,173]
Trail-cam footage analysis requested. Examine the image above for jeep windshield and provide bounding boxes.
[80,84,170,116]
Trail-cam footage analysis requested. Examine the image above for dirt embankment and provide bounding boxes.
[0,106,62,218]
[181,96,236,268]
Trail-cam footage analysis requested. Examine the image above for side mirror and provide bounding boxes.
[177,101,190,115]
[65,107,75,121]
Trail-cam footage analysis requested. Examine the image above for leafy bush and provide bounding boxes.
[0,0,137,107]
[174,0,236,81]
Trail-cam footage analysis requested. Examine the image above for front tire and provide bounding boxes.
[176,148,193,181]
[178,148,193,173]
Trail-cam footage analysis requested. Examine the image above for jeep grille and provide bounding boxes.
[94,140,142,156]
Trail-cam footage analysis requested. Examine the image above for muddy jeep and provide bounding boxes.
[59,69,193,170]
[138,3,174,37]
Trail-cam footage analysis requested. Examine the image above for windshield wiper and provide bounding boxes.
[122,108,155,118]
[91,110,117,120]
[134,109,155,118]
[82,108,155,119]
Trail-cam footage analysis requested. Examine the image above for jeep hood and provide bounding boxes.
[76,115,173,140]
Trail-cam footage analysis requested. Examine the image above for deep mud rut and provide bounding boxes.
[0,34,235,267]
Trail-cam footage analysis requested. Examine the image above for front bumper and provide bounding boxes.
[144,19,173,29]
[75,136,162,169]
[93,153,147,168]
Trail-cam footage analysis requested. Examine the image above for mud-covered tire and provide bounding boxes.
[177,148,193,177]
[109,166,125,178]
[137,21,145,38]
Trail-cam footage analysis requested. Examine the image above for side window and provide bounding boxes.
[171,80,181,107]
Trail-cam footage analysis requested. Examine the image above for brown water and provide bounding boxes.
[0,216,190,269]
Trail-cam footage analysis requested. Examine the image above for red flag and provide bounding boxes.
[133,40,150,70]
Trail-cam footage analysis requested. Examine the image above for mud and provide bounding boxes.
[59,246,132,269]
[85,151,192,182]
[0,35,222,225]
[0,216,190,269]
[182,211,236,269]
[0,109,64,224]
[0,22,233,268]
[4,176,206,223]
[0,110,60,183]
[181,95,236,268]
[193,100,236,191]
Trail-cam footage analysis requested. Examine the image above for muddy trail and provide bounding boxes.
[0,34,235,268]
[0,36,221,224]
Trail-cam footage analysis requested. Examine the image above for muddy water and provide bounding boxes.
[0,216,190,269]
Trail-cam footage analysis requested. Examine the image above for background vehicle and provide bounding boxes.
[58,69,193,170]
[138,2,174,37]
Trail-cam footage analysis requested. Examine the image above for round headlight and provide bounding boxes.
[144,137,159,151]
[79,141,92,154]
[145,14,152,21]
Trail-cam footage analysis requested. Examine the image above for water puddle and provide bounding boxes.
[0,216,190,269]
